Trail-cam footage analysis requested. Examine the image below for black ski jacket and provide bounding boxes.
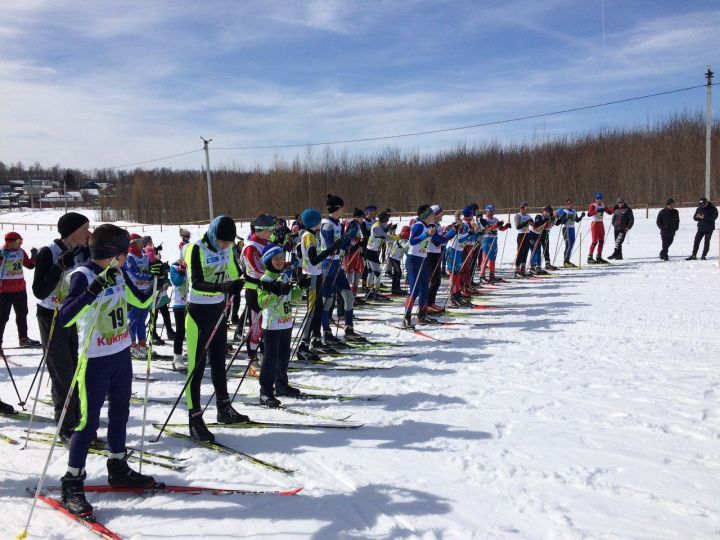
[693,202,718,233]
[611,206,634,231]
[656,208,680,234]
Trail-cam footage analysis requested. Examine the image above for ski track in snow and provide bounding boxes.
[0,208,719,539]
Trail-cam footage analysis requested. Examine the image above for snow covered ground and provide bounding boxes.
[0,207,719,539]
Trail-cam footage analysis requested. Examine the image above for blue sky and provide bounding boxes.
[0,0,718,171]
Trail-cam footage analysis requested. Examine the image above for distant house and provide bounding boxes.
[41,191,84,203]
[80,181,101,202]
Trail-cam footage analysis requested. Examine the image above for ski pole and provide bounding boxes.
[551,226,563,266]
[21,308,59,448]
[2,352,24,410]
[18,258,117,540]
[138,276,159,474]
[402,255,427,327]
[153,295,232,442]
[498,226,509,269]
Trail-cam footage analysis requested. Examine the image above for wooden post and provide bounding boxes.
[578,232,582,268]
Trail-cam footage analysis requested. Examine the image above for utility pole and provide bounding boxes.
[706,66,714,200]
[201,137,214,220]
[63,171,73,214]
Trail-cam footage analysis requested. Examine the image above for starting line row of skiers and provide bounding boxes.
[0,192,715,522]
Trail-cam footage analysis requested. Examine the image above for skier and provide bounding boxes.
[242,214,276,376]
[686,197,718,260]
[527,211,550,275]
[168,255,188,372]
[319,194,361,343]
[446,210,477,306]
[608,198,634,260]
[31,212,91,439]
[388,225,408,295]
[178,228,191,252]
[426,205,455,314]
[403,204,440,327]
[257,243,310,406]
[296,207,343,361]
[360,205,377,290]
[365,210,398,300]
[146,239,174,345]
[538,206,557,270]
[656,198,680,261]
[124,234,154,358]
[0,231,40,355]
[587,192,614,264]
[56,224,159,520]
[513,202,533,277]
[556,198,585,268]
[479,204,511,283]
[184,215,247,442]
[344,209,366,297]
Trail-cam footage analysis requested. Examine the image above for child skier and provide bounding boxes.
[169,255,188,372]
[555,199,585,267]
[56,224,160,520]
[124,234,154,358]
[587,192,614,264]
[479,204,510,283]
[257,243,309,406]
[0,231,41,354]
[513,202,533,277]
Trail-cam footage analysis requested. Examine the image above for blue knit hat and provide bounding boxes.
[595,192,603,200]
[261,243,284,266]
[485,204,496,212]
[462,205,474,217]
[301,208,322,229]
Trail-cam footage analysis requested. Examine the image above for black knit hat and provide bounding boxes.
[327,193,345,213]
[353,207,364,218]
[58,212,89,239]
[89,224,129,260]
[215,216,237,241]
[666,198,675,205]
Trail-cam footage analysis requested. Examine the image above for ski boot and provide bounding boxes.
[61,471,94,520]
[607,250,618,260]
[426,304,445,315]
[217,399,249,424]
[172,354,187,373]
[107,453,156,488]
[402,313,416,331]
[0,399,15,415]
[701,255,708,260]
[563,260,577,268]
[297,342,321,362]
[259,390,281,408]
[344,326,368,342]
[534,266,549,275]
[275,385,302,398]
[587,256,598,264]
[189,411,215,442]
[417,312,440,325]
[323,331,344,346]
[310,338,336,354]
[686,254,697,260]
[18,337,41,348]
[514,267,526,278]
[545,263,558,271]
[595,256,609,264]
[151,334,165,346]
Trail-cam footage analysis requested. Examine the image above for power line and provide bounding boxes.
[213,83,710,151]
[105,148,203,170]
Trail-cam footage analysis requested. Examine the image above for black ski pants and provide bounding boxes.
[260,327,292,394]
[0,291,29,344]
[692,230,713,257]
[37,305,80,433]
[660,232,675,257]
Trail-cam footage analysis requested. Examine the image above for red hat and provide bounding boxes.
[5,231,21,242]
[129,233,142,241]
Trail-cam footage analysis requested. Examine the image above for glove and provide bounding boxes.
[30,247,38,259]
[221,278,244,294]
[264,280,293,295]
[580,212,586,218]
[155,243,163,253]
[176,262,186,274]
[57,249,76,270]
[149,262,165,276]
[299,275,312,289]
[597,204,605,211]
[86,268,117,297]
[427,224,437,234]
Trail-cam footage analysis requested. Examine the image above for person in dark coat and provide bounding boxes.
[656,198,680,261]
[687,197,718,260]
[608,197,634,260]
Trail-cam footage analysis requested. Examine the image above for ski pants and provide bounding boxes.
[427,251,443,306]
[38,305,80,434]
[365,249,383,289]
[68,349,132,469]
[151,304,173,337]
[613,229,627,256]
[563,227,576,261]
[589,221,605,257]
[692,229,714,257]
[479,236,498,276]
[259,327,292,395]
[405,254,429,312]
[529,232,542,267]
[321,260,353,330]
[127,306,148,343]
[245,288,263,356]
[660,232,675,257]
[515,233,532,268]
[540,231,551,264]
[300,274,323,344]
[0,290,28,344]
[172,306,186,355]
[185,301,229,412]
[389,258,403,293]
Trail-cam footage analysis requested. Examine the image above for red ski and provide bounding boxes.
[38,495,122,540]
[384,322,449,343]
[48,484,303,496]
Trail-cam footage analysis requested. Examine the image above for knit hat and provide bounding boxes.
[666,198,675,205]
[89,224,130,260]
[57,212,89,239]
[399,225,411,240]
[543,205,552,213]
[179,228,191,237]
[129,233,143,243]
[353,207,364,218]
[417,205,433,222]
[617,197,625,204]
[485,204,496,212]
[462,205,474,217]
[364,205,377,214]
[252,213,277,231]
[301,208,322,229]
[327,193,344,213]
[378,211,391,223]
[431,204,443,216]
[4,231,21,242]
[261,243,284,266]
[207,215,237,250]
[699,197,708,205]
[519,201,529,208]
[595,192,603,200]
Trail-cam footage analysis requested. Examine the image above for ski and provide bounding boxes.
[24,435,188,472]
[163,420,364,430]
[0,431,19,445]
[131,352,174,361]
[45,483,303,497]
[384,323,450,343]
[132,375,162,382]
[250,392,380,402]
[0,410,56,424]
[38,495,122,540]
[293,357,390,371]
[154,425,295,474]
[239,401,352,422]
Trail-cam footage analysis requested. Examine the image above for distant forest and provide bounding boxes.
[2,112,718,224]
